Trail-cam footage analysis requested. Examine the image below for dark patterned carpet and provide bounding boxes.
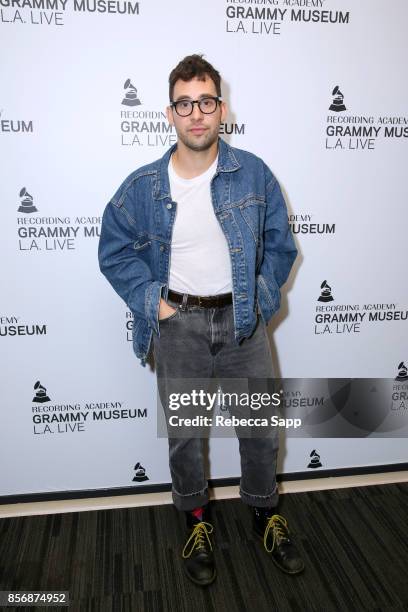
[1,483,408,611]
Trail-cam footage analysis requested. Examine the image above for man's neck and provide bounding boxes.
[171,141,218,179]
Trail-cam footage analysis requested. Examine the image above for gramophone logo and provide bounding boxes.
[32,381,51,403]
[395,362,408,382]
[317,280,334,302]
[329,86,346,112]
[122,79,142,106]
[18,187,37,214]
[307,449,322,469]
[132,461,149,482]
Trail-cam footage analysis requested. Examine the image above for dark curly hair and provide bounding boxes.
[168,54,222,102]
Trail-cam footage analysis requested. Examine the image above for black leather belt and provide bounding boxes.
[167,289,233,308]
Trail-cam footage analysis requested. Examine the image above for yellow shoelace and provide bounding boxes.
[263,514,290,553]
[182,521,214,559]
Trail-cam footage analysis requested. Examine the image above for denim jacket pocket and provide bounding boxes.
[239,198,266,245]
[134,234,151,252]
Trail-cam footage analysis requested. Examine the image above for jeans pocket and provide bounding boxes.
[159,307,179,324]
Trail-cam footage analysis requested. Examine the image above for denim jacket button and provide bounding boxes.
[166,203,172,209]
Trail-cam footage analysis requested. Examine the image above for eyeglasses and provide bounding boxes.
[170,96,222,117]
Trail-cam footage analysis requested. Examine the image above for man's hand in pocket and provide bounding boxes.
[159,298,177,321]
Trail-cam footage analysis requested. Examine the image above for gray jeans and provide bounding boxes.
[152,297,279,511]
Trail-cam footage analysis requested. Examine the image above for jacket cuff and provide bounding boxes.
[256,274,281,325]
[145,281,166,335]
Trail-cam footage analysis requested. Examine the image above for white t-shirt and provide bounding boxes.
[168,155,232,296]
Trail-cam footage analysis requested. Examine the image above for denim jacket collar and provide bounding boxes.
[154,137,241,200]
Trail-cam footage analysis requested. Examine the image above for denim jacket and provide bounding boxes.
[98,138,297,366]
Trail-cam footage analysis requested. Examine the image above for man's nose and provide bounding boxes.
[191,102,204,120]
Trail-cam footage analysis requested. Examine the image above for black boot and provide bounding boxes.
[253,507,304,574]
[181,506,216,586]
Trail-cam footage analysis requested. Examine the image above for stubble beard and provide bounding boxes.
[176,123,220,153]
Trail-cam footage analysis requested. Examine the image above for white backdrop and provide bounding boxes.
[1,0,407,497]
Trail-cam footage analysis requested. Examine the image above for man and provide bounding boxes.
[98,54,304,586]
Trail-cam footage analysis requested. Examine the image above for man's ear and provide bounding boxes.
[166,106,174,126]
[220,100,228,123]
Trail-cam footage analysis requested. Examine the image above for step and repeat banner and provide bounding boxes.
[1,0,407,497]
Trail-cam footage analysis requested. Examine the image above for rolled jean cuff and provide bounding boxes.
[239,482,279,508]
[172,485,209,511]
